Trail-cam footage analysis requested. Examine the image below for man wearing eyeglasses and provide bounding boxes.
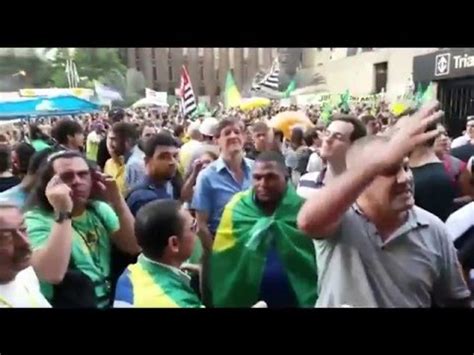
[298,102,471,308]
[0,203,50,307]
[297,115,367,199]
[24,150,140,308]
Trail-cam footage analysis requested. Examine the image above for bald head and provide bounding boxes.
[346,135,390,170]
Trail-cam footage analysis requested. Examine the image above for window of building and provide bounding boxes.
[168,64,173,82]
[200,60,204,81]
[152,66,158,82]
[374,62,388,93]
[198,86,206,96]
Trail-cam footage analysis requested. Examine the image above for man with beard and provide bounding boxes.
[211,152,318,308]
[97,109,125,171]
[298,102,471,307]
[25,150,139,308]
[126,133,180,217]
[297,115,367,199]
[0,204,50,307]
[106,122,139,193]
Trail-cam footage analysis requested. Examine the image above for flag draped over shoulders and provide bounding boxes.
[115,255,202,308]
[211,185,318,307]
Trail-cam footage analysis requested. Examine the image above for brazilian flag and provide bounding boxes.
[210,186,318,308]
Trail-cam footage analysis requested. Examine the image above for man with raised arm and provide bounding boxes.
[298,102,471,308]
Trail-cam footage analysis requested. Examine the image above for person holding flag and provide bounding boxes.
[210,151,318,308]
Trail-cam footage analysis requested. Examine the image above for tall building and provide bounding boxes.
[124,48,278,103]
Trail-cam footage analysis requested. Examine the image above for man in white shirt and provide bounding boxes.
[297,115,367,199]
[0,203,50,307]
[450,116,474,149]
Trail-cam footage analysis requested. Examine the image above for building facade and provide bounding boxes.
[302,48,440,101]
[123,48,280,103]
[413,48,474,136]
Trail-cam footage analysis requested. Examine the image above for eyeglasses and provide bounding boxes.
[46,149,83,163]
[322,130,349,142]
[190,218,198,234]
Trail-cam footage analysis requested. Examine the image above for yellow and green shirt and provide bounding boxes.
[104,157,126,195]
[25,201,119,308]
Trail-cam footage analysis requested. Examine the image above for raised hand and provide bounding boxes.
[92,170,121,204]
[46,175,73,213]
[370,101,444,174]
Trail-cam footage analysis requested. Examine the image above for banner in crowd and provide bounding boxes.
[295,92,385,107]
[0,92,21,101]
[19,88,94,99]
[145,88,168,105]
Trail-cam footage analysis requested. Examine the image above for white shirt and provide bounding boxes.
[87,131,102,144]
[0,267,51,308]
[297,171,323,199]
[445,202,474,243]
[306,152,324,173]
[451,135,470,149]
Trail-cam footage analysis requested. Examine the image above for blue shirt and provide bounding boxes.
[191,157,253,235]
[125,145,146,191]
[126,176,174,216]
[259,242,298,308]
[0,184,28,209]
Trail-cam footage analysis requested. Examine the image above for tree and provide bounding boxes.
[0,54,55,90]
[126,68,146,98]
[49,48,127,89]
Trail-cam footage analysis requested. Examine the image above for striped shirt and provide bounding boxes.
[296,166,327,199]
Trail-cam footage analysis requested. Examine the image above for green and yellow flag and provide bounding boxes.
[284,79,297,98]
[224,71,241,109]
[211,185,318,308]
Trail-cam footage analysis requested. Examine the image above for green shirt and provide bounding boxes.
[31,139,51,152]
[25,201,120,308]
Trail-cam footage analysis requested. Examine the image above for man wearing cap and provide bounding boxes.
[187,117,220,175]
[451,116,474,163]
[179,121,203,176]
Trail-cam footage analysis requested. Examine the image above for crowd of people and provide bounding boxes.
[0,98,472,308]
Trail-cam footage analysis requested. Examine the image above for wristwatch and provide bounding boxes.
[55,211,72,223]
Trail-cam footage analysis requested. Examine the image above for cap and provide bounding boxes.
[467,115,474,123]
[187,120,201,134]
[199,117,218,137]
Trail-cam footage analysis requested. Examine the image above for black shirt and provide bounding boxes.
[96,138,110,171]
[411,162,456,221]
[451,143,474,163]
[0,176,21,193]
